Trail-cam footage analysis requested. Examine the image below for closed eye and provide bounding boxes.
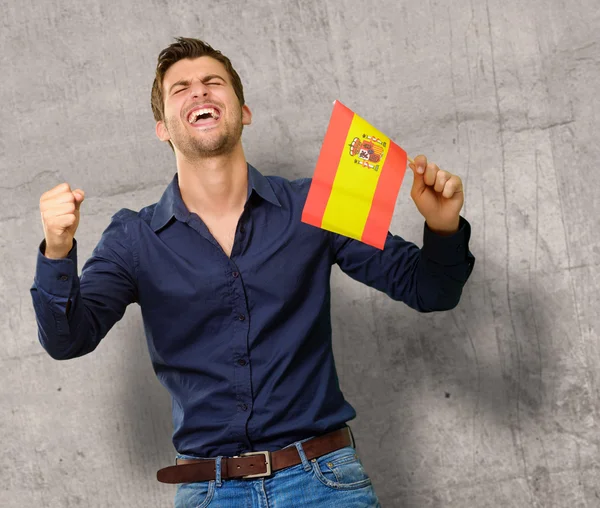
[173,82,220,95]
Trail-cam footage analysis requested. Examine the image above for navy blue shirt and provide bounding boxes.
[30,163,475,457]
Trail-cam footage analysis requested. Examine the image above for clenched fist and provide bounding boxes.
[408,154,463,235]
[39,183,85,259]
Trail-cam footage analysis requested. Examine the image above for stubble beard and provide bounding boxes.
[165,110,244,160]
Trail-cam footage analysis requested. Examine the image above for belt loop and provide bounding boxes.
[347,425,356,450]
[215,456,223,487]
[294,441,312,472]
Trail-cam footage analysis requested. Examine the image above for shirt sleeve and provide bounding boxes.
[29,209,138,360]
[331,216,475,312]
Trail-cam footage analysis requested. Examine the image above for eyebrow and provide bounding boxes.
[168,74,227,94]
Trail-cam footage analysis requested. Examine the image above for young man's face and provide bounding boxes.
[156,56,252,158]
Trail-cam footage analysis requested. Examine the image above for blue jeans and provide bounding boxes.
[173,439,381,507]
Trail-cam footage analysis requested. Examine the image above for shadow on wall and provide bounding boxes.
[332,258,566,507]
[112,310,174,483]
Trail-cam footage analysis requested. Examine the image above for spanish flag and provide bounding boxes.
[301,100,408,249]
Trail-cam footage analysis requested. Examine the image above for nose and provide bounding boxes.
[190,80,209,99]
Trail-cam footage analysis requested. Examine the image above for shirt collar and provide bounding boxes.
[150,162,281,232]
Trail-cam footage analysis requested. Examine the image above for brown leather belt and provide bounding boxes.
[156,427,353,484]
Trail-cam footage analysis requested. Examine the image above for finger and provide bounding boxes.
[442,176,463,198]
[413,154,427,174]
[434,170,451,193]
[40,195,76,214]
[72,189,85,210]
[409,162,426,195]
[41,192,76,208]
[46,214,77,230]
[423,162,439,186]
[41,183,72,201]
[43,202,77,217]
[41,192,76,207]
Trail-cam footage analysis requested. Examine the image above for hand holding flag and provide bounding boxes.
[302,101,464,248]
[408,155,463,235]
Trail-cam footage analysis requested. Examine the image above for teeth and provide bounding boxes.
[188,107,220,123]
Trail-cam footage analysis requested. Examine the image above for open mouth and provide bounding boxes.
[187,106,221,128]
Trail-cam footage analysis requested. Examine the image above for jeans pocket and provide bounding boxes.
[311,446,372,490]
[173,454,215,508]
[174,480,215,508]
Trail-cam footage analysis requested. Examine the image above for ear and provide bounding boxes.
[241,104,252,126]
[156,120,171,142]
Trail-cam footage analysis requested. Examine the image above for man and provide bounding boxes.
[31,37,475,507]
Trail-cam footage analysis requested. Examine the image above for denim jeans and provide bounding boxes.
[173,438,381,507]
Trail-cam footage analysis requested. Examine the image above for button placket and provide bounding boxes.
[230,263,245,322]
[229,256,251,443]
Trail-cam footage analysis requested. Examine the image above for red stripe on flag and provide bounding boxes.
[360,142,407,249]
[301,101,355,227]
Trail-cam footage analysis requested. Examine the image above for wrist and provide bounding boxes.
[426,217,460,236]
[44,240,73,259]
[44,249,70,259]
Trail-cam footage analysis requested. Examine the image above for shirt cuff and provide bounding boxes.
[421,216,472,265]
[35,239,79,298]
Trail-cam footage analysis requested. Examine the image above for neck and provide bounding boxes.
[176,144,248,218]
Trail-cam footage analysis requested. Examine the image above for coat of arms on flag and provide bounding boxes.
[301,100,408,249]
[349,134,386,170]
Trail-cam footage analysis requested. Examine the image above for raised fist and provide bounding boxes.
[39,183,85,259]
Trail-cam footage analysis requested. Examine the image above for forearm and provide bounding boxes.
[30,239,100,360]
[32,235,134,361]
[410,216,475,312]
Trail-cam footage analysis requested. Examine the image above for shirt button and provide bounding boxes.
[239,403,248,411]
[232,271,239,278]
[237,359,247,366]
[240,226,246,234]
[59,275,69,281]
[238,314,246,321]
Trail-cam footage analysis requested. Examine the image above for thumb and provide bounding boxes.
[73,189,85,210]
[409,163,426,196]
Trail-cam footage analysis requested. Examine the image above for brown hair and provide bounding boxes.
[150,37,245,151]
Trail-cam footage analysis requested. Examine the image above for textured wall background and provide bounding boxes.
[2,0,599,506]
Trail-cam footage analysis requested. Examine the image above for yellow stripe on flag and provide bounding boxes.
[321,114,391,241]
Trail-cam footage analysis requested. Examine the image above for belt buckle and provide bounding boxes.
[237,451,272,478]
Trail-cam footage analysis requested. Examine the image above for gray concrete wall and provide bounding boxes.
[1,0,598,506]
